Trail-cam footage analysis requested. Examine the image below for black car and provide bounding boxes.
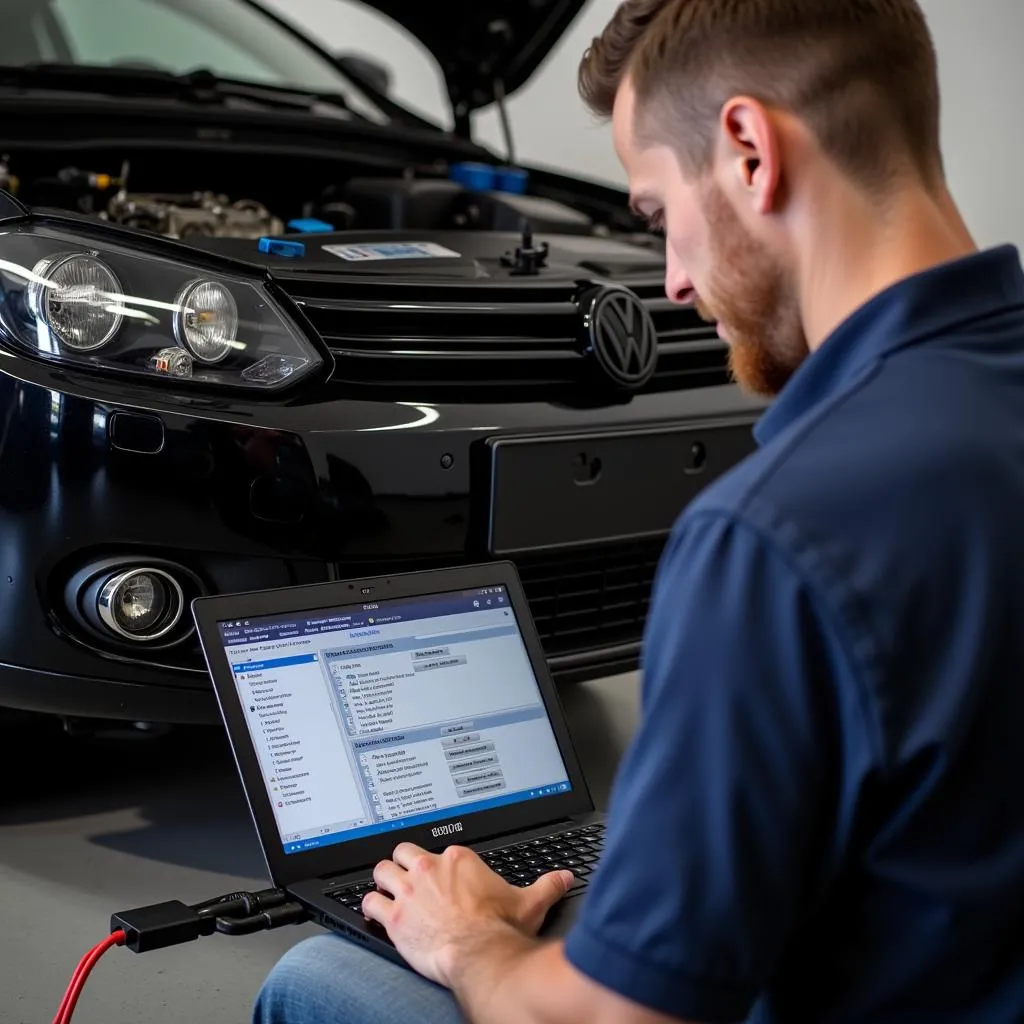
[0,0,765,727]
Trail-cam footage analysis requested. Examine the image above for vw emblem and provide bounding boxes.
[584,286,659,389]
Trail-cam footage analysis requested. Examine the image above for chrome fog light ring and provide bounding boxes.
[96,566,185,643]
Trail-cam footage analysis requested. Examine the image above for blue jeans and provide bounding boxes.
[253,934,466,1024]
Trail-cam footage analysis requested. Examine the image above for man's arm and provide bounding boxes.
[363,843,687,1024]
[364,509,864,1023]
[448,922,687,1024]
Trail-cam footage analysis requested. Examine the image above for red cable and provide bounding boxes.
[53,930,126,1024]
[54,930,125,1024]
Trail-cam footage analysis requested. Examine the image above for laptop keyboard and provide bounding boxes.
[480,823,605,887]
[326,823,605,910]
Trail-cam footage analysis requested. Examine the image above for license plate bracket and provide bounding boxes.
[487,422,755,555]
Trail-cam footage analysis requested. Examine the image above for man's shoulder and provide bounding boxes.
[689,355,1015,539]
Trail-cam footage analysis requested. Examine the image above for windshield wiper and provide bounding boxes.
[184,69,357,115]
[0,63,357,116]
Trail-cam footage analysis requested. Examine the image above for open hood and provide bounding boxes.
[351,0,589,131]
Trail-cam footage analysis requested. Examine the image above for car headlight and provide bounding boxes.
[27,252,124,351]
[0,223,322,390]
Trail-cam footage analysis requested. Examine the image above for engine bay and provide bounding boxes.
[0,153,657,259]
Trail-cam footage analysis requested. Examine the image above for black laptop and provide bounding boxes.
[191,562,606,965]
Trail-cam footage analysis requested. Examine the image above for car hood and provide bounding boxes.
[350,0,588,117]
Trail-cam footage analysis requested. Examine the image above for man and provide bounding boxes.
[253,1,1024,1021]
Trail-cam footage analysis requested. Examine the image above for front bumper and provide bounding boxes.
[0,355,763,723]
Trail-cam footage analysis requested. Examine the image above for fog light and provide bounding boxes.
[97,567,184,642]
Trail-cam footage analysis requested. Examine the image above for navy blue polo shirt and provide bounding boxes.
[563,245,1024,1023]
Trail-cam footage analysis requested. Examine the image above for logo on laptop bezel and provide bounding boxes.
[431,821,464,839]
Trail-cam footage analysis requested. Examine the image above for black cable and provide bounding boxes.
[214,901,309,936]
[64,891,310,1020]
[191,890,250,911]
[111,886,302,953]
[191,887,288,920]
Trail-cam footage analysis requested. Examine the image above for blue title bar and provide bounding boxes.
[218,588,507,647]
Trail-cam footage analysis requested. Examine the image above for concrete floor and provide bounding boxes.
[0,674,640,1024]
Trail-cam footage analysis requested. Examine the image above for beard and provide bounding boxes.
[693,182,808,398]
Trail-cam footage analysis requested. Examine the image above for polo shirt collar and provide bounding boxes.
[754,244,1024,446]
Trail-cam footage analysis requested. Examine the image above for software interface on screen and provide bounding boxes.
[217,586,572,854]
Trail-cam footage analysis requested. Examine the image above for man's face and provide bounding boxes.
[612,80,809,397]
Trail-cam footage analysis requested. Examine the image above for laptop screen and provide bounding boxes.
[215,585,573,854]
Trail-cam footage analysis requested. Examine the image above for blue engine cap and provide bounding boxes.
[495,167,529,194]
[449,161,496,191]
[287,217,334,233]
[258,237,306,258]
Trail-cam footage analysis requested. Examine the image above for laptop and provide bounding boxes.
[191,562,606,965]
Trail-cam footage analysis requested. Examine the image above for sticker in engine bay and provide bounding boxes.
[321,242,462,261]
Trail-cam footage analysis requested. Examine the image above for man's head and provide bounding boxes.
[579,0,943,396]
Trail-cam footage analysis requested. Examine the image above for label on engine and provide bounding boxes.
[321,242,461,261]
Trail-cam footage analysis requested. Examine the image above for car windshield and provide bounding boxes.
[0,0,392,116]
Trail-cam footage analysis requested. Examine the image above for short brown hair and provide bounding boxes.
[579,0,943,191]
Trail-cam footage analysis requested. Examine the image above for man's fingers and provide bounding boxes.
[392,842,430,870]
[361,889,395,927]
[526,869,575,909]
[373,858,409,896]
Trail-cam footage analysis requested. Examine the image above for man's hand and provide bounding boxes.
[361,842,574,987]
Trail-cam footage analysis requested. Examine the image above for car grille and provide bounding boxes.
[515,537,666,659]
[278,277,729,399]
[331,537,667,666]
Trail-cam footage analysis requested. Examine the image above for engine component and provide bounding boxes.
[500,224,549,276]
[342,177,462,230]
[456,190,593,236]
[104,189,284,239]
[342,175,593,237]
[59,165,126,193]
[0,155,20,195]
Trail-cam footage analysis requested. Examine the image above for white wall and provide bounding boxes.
[263,0,1024,250]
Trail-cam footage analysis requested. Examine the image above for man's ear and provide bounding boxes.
[718,96,782,215]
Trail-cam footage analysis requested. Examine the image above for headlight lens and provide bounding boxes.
[174,279,238,363]
[28,252,123,351]
[0,223,321,390]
